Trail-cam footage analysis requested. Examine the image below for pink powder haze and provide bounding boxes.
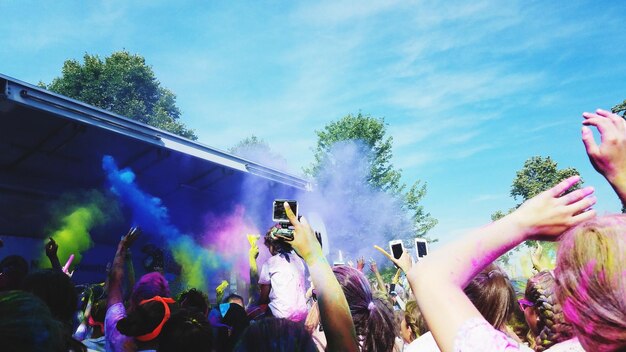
[202,205,270,282]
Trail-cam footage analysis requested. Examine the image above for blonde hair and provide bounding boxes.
[404,300,428,340]
[555,214,626,352]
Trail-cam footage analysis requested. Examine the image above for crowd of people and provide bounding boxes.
[0,108,625,351]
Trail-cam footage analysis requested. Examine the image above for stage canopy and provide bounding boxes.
[0,73,311,247]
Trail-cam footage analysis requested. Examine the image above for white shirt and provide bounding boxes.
[259,251,308,321]
[405,332,441,352]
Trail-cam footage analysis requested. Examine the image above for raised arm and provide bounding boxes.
[390,177,595,352]
[285,203,358,352]
[582,108,626,210]
[107,227,139,308]
[45,237,62,271]
[369,260,387,294]
[247,234,261,306]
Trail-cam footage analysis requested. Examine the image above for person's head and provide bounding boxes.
[523,270,574,351]
[178,288,209,316]
[88,299,107,337]
[464,264,516,331]
[234,317,317,352]
[402,300,428,344]
[264,225,293,258]
[117,296,177,349]
[157,309,212,352]
[21,269,77,326]
[332,265,396,352]
[0,290,64,352]
[555,214,626,352]
[130,272,170,311]
[0,255,29,291]
[211,302,250,352]
[224,293,245,308]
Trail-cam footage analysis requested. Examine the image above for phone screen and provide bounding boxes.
[416,241,427,258]
[391,243,403,259]
[273,200,298,222]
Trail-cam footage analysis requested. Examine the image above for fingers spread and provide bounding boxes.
[560,186,594,205]
[565,195,597,215]
[549,175,581,196]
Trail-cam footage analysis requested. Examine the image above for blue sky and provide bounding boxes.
[2,0,626,246]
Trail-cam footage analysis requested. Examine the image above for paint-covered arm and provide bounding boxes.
[107,227,139,308]
[402,176,595,352]
[581,108,626,210]
[215,280,228,304]
[369,260,387,294]
[285,203,358,352]
[45,237,63,271]
[248,235,260,306]
[124,248,136,300]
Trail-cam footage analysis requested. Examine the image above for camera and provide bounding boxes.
[270,199,298,241]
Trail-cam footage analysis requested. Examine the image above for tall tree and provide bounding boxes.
[306,113,437,239]
[42,51,197,140]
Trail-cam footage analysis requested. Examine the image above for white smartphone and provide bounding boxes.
[414,238,428,260]
[389,240,404,260]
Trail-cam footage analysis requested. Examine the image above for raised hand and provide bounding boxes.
[530,243,553,272]
[374,245,413,274]
[45,237,58,258]
[356,257,365,272]
[510,175,596,240]
[120,227,140,250]
[369,259,378,273]
[582,109,626,181]
[247,234,260,259]
[284,202,323,263]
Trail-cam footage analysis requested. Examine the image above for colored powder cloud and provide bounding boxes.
[40,204,103,268]
[202,205,262,283]
[102,155,230,290]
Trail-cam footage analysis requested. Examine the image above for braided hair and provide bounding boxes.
[525,271,574,351]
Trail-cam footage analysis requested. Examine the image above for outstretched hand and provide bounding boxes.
[120,227,140,250]
[510,175,596,241]
[356,257,365,272]
[247,234,260,259]
[369,259,378,273]
[45,237,58,258]
[582,109,626,183]
[530,243,553,272]
[373,245,413,274]
[284,202,323,264]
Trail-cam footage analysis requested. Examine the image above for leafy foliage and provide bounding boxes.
[613,100,626,117]
[42,51,197,140]
[306,113,437,240]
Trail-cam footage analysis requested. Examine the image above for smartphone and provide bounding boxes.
[414,238,428,260]
[389,240,404,260]
[272,199,298,223]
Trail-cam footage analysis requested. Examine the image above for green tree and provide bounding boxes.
[306,113,437,239]
[42,51,197,140]
[613,99,626,117]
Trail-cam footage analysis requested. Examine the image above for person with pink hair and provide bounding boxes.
[380,108,626,351]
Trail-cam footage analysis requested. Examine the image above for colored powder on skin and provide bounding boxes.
[40,204,104,268]
[102,155,231,290]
